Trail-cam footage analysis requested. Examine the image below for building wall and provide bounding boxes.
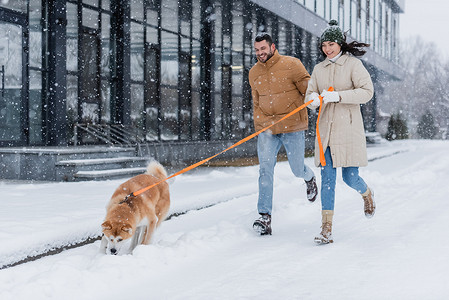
[0,0,403,149]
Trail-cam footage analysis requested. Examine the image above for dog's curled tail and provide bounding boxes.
[145,161,168,181]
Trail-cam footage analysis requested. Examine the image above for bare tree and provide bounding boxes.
[380,37,449,138]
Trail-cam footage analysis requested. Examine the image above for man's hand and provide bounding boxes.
[321,90,340,103]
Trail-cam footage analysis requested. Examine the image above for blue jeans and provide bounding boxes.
[257,131,314,215]
[321,147,368,211]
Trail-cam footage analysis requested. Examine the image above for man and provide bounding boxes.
[249,33,317,235]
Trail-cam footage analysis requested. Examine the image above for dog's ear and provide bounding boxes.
[102,221,112,230]
[121,224,133,235]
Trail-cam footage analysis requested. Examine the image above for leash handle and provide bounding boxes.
[316,86,334,167]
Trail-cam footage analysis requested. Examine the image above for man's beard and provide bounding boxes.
[258,50,274,63]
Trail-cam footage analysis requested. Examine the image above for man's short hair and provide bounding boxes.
[255,33,273,45]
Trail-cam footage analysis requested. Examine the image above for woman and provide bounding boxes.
[306,20,376,245]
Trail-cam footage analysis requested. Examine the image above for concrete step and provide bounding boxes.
[74,167,148,181]
[53,147,137,161]
[55,157,149,181]
[56,156,148,167]
[0,146,139,181]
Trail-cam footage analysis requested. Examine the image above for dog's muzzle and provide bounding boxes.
[110,248,118,255]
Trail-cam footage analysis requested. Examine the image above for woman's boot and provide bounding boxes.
[314,210,334,244]
[362,188,376,218]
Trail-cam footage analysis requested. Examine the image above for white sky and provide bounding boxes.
[400,0,449,55]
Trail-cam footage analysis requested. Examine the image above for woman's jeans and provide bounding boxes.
[257,131,314,215]
[321,147,368,211]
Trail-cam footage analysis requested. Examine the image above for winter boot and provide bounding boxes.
[362,188,376,218]
[305,176,318,202]
[253,213,272,235]
[314,210,334,244]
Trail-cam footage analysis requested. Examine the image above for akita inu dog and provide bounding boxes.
[100,161,170,255]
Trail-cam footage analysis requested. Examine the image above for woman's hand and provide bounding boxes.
[321,90,340,103]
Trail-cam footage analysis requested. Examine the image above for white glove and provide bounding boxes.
[307,92,321,107]
[321,90,340,103]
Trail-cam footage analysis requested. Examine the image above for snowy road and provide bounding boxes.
[0,140,448,299]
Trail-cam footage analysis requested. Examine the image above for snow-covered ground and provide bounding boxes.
[0,140,448,299]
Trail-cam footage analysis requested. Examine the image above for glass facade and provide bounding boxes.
[64,0,112,143]
[0,4,28,146]
[297,0,400,62]
[0,0,402,147]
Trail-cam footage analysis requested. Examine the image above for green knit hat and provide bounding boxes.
[320,20,344,45]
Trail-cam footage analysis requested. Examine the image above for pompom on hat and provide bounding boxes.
[320,20,344,45]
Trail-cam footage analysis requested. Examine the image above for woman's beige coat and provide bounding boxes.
[306,54,374,168]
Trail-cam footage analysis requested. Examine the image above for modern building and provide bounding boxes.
[0,0,404,180]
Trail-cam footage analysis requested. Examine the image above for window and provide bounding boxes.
[130,22,144,82]
[147,0,161,11]
[144,45,161,141]
[160,31,178,140]
[29,0,43,144]
[357,0,362,18]
[82,8,99,29]
[317,0,325,18]
[0,0,26,12]
[66,3,78,72]
[131,0,144,21]
[161,0,177,32]
[179,0,192,22]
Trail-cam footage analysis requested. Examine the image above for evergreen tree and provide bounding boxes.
[417,110,437,139]
[386,113,409,141]
[386,115,396,141]
[396,114,409,140]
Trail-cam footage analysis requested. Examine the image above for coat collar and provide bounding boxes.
[257,49,281,69]
[322,53,350,67]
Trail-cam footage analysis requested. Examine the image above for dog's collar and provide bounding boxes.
[119,193,136,205]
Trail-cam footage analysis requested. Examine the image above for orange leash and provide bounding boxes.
[123,99,314,202]
[316,87,334,167]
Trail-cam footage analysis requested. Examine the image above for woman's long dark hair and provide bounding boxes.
[321,33,370,58]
